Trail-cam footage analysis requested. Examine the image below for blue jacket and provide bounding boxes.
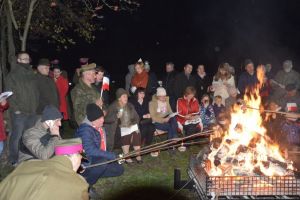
[75,123,116,163]
[237,72,258,95]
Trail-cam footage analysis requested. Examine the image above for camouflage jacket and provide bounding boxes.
[71,79,100,125]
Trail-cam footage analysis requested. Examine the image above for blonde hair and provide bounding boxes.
[214,63,231,81]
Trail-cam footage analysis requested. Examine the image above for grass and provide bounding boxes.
[0,121,206,200]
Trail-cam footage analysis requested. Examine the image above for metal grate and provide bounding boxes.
[188,156,300,200]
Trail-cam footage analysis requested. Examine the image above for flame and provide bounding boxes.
[207,66,294,176]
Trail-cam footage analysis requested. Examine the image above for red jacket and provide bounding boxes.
[54,76,69,120]
[176,96,200,125]
[0,102,9,141]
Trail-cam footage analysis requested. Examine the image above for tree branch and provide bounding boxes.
[7,0,18,30]
[21,0,37,51]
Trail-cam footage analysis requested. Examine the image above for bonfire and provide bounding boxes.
[204,66,295,177]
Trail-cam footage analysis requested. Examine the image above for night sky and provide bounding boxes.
[36,0,300,86]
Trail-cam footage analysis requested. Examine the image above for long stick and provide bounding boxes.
[246,106,300,118]
[81,130,213,170]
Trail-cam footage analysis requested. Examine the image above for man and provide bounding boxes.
[18,105,63,163]
[36,58,59,114]
[173,63,196,101]
[93,65,109,106]
[144,61,159,97]
[195,64,211,102]
[237,59,258,96]
[277,84,300,113]
[162,62,177,110]
[5,51,39,164]
[271,60,300,100]
[0,138,89,200]
[71,63,102,125]
[76,103,124,196]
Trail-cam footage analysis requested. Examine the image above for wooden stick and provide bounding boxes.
[246,106,300,119]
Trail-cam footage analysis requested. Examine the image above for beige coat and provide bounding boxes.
[0,156,89,200]
[149,95,172,123]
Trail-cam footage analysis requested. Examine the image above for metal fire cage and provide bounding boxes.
[187,156,300,200]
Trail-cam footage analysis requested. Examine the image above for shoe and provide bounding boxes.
[89,186,101,199]
[125,160,134,165]
[136,159,143,164]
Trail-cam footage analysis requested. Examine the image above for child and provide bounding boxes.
[200,94,216,129]
[225,87,238,112]
[213,95,225,121]
[0,99,9,155]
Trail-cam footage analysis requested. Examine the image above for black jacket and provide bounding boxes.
[173,72,196,99]
[162,70,177,97]
[195,74,211,100]
[36,73,59,114]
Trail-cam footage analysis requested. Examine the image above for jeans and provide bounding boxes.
[82,157,124,185]
[0,141,3,155]
[154,117,178,139]
[9,113,38,164]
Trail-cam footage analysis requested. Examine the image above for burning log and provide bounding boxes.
[236,145,248,154]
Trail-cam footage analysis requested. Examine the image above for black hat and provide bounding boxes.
[286,84,296,91]
[38,58,50,66]
[116,88,129,99]
[86,103,104,122]
[41,105,63,122]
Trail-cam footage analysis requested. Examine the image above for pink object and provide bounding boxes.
[55,144,83,155]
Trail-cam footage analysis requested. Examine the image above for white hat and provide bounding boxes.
[156,87,166,96]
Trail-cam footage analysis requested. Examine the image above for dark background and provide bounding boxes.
[33,0,300,87]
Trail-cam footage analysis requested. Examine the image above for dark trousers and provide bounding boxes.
[9,113,38,164]
[154,117,178,139]
[183,124,201,136]
[139,122,155,145]
[83,157,124,185]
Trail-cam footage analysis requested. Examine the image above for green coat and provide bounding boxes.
[5,63,39,114]
[71,79,100,125]
[0,156,89,200]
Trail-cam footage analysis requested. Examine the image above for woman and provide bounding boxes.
[211,63,235,105]
[129,88,155,146]
[131,60,149,93]
[200,94,216,129]
[149,87,178,139]
[104,88,142,164]
[176,86,202,135]
[53,65,69,120]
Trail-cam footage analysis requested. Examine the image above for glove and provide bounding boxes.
[118,154,125,164]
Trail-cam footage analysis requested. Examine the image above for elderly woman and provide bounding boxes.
[104,88,142,164]
[176,86,202,135]
[131,60,149,93]
[129,87,155,146]
[149,87,178,139]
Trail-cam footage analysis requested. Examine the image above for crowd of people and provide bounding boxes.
[0,51,300,199]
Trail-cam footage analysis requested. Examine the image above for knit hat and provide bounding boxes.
[55,138,83,155]
[38,58,50,66]
[116,88,128,99]
[41,105,63,122]
[156,87,166,96]
[86,103,104,122]
[80,63,96,73]
[286,84,296,91]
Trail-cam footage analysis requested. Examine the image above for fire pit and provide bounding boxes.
[188,156,300,200]
[187,67,300,199]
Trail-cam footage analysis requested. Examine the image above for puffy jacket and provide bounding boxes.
[5,63,39,114]
[75,120,116,163]
[18,119,60,163]
[176,96,199,125]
